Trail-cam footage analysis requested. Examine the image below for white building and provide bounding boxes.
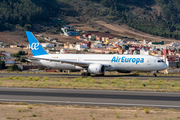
[41,43,54,48]
[3,59,16,64]
[91,43,102,48]
[170,42,179,47]
[76,44,87,51]
[140,50,149,55]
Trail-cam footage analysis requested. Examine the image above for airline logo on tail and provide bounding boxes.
[31,43,40,50]
[26,31,48,56]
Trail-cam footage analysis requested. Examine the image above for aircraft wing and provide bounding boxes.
[28,57,110,68]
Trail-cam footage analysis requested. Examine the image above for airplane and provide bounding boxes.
[26,31,168,77]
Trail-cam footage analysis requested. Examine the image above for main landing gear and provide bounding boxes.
[153,74,157,77]
[95,74,104,76]
[153,71,157,77]
[81,72,91,77]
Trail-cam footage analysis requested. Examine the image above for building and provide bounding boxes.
[64,42,70,49]
[96,36,102,41]
[0,42,3,46]
[83,34,91,38]
[76,44,87,51]
[88,35,96,41]
[69,44,76,49]
[2,59,16,64]
[165,55,180,68]
[91,43,102,48]
[10,45,18,48]
[18,65,44,70]
[41,43,54,48]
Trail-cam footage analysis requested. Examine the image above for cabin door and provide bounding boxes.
[147,58,151,65]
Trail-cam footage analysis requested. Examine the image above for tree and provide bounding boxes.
[177,62,180,68]
[0,60,5,69]
[7,64,21,71]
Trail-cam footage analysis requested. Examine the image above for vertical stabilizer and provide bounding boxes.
[26,31,48,56]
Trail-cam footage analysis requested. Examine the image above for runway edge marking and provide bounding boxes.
[0,99,180,108]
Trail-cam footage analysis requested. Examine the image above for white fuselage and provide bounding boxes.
[30,54,168,72]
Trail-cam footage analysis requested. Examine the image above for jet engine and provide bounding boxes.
[117,70,132,73]
[88,64,105,75]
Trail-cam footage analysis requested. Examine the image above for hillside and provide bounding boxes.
[0,32,28,45]
[1,0,180,40]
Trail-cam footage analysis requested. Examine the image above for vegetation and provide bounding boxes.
[144,108,150,114]
[17,108,22,112]
[1,0,180,39]
[65,0,180,40]
[0,60,5,69]
[27,105,33,109]
[12,51,26,57]
[6,116,11,119]
[178,62,180,68]
[32,114,37,117]
[134,112,137,117]
[114,112,121,119]
[7,64,22,72]
[0,102,179,120]
[0,0,66,31]
[0,76,180,92]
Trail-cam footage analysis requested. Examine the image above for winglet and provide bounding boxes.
[26,31,48,56]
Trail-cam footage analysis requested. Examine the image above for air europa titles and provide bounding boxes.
[111,56,144,64]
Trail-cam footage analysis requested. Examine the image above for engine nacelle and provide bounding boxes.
[88,64,105,75]
[117,70,132,73]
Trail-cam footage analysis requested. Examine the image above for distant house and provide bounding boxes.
[69,44,76,49]
[0,53,5,58]
[18,65,44,70]
[52,40,57,43]
[10,45,18,48]
[0,42,3,46]
[83,34,91,38]
[41,43,54,48]
[76,36,81,40]
[2,59,16,64]
[44,37,53,41]
[64,42,70,49]
[76,44,87,51]
[96,36,102,41]
[88,35,96,41]
[91,43,102,48]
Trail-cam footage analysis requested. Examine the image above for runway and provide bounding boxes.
[0,87,180,109]
[0,73,180,80]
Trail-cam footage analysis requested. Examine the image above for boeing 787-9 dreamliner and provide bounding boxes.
[26,31,168,77]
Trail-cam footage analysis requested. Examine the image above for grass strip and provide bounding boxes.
[0,76,180,92]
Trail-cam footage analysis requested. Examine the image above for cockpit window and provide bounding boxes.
[158,60,164,63]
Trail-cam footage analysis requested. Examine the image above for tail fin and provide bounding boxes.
[26,31,48,56]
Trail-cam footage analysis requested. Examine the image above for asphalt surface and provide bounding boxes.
[0,87,180,109]
[0,73,180,80]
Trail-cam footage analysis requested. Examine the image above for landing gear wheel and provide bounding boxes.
[81,72,85,76]
[153,74,157,77]
[95,74,104,76]
[100,74,104,76]
[81,72,91,77]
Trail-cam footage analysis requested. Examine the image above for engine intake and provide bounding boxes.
[88,64,105,75]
